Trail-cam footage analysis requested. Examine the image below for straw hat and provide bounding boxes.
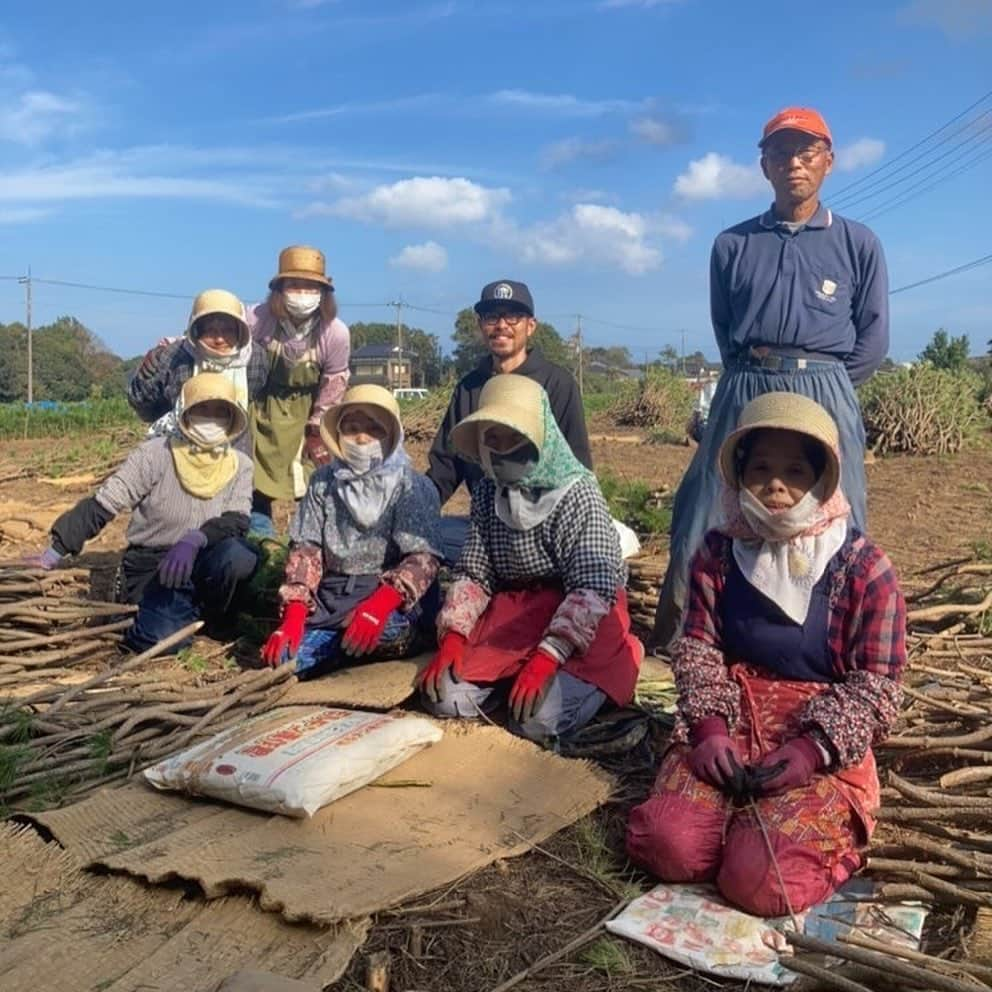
[269,245,333,289]
[450,375,545,462]
[319,384,402,461]
[178,372,248,444]
[186,289,250,350]
[717,392,840,498]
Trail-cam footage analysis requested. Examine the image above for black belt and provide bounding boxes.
[739,348,840,371]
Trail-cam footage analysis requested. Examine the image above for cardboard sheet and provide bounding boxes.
[278,654,430,709]
[0,823,368,992]
[32,724,614,924]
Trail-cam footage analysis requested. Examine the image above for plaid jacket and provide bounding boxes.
[672,529,906,767]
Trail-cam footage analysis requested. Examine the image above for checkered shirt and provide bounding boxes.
[456,476,625,602]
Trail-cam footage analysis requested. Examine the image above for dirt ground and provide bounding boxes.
[2,431,992,991]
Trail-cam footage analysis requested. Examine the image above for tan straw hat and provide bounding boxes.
[178,372,248,444]
[269,245,333,289]
[450,375,545,462]
[718,392,840,498]
[320,384,402,461]
[186,289,250,350]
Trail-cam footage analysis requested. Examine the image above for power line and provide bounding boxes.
[31,277,191,300]
[834,115,992,212]
[861,143,992,223]
[889,252,992,295]
[828,88,992,201]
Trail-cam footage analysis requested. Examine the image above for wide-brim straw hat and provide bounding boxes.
[186,289,250,350]
[450,375,545,462]
[320,384,402,461]
[178,371,248,445]
[269,245,333,290]
[718,391,841,499]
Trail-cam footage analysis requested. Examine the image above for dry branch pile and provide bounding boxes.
[0,566,296,810]
[859,365,990,456]
[607,371,693,433]
[400,388,454,442]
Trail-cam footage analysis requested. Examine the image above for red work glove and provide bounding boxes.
[687,717,745,791]
[341,584,404,656]
[752,737,824,797]
[303,424,332,467]
[261,600,308,668]
[509,649,559,725]
[417,632,467,703]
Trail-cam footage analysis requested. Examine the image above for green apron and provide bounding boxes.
[251,336,321,501]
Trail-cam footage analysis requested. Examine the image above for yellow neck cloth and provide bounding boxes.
[168,437,238,499]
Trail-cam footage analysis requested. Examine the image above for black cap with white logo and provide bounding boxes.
[474,279,534,317]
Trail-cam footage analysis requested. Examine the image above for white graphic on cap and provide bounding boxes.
[493,283,514,300]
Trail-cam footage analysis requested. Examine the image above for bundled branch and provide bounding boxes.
[625,554,667,633]
[0,567,298,810]
[0,620,296,808]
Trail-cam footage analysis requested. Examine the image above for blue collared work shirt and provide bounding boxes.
[710,204,889,386]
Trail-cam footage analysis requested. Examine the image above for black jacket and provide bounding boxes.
[427,349,592,505]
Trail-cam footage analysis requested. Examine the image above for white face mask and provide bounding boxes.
[283,290,322,320]
[185,411,230,448]
[738,487,821,542]
[341,438,384,474]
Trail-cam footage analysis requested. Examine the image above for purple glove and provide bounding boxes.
[687,717,744,791]
[753,737,824,796]
[24,547,64,570]
[157,530,208,588]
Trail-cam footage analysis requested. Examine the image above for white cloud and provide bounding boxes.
[673,152,766,200]
[834,137,885,172]
[539,137,617,170]
[267,93,445,124]
[901,0,992,37]
[0,206,51,224]
[0,159,279,208]
[389,240,448,272]
[489,89,643,117]
[0,89,82,145]
[519,203,662,275]
[629,114,687,146]
[655,213,693,242]
[312,176,511,228]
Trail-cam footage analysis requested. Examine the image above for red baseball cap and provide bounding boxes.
[759,107,833,148]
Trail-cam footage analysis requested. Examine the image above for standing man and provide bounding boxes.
[428,279,591,561]
[654,107,888,648]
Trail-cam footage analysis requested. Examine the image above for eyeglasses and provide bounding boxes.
[763,144,829,166]
[480,312,530,328]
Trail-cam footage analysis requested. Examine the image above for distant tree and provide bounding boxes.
[586,346,633,370]
[919,328,970,371]
[659,345,679,369]
[450,309,569,375]
[349,321,442,386]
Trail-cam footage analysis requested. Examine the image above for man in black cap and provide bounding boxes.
[427,279,592,560]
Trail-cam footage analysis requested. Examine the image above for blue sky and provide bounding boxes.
[0,0,990,364]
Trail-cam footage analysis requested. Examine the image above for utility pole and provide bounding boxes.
[19,268,32,404]
[680,329,686,375]
[388,299,404,388]
[574,313,584,396]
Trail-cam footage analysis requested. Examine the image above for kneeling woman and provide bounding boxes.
[626,393,905,917]
[41,373,257,652]
[418,376,642,744]
[261,385,442,675]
